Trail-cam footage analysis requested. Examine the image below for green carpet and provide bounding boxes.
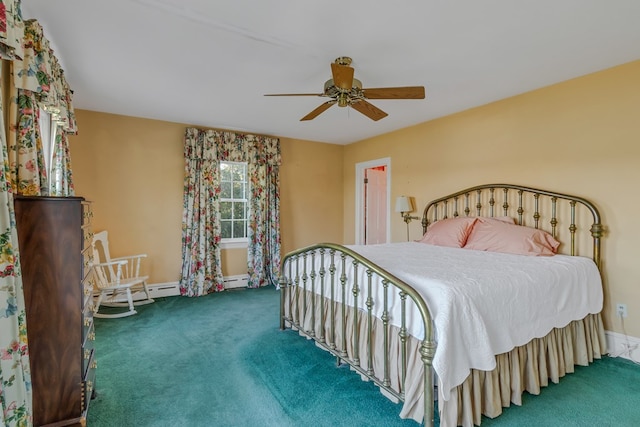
[89,287,640,426]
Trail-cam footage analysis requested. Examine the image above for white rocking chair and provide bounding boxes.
[91,230,154,318]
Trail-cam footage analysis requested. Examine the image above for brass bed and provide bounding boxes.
[278,184,606,427]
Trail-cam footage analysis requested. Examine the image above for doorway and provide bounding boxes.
[355,158,391,245]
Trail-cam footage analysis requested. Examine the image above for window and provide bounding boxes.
[38,108,56,177]
[220,161,249,247]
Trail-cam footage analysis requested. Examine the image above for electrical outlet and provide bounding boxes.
[616,303,628,318]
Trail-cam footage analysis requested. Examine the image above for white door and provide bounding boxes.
[365,167,387,244]
[355,158,391,245]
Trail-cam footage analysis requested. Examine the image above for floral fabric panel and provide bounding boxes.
[246,161,281,288]
[12,19,51,93]
[57,72,78,134]
[49,127,75,196]
[12,19,78,134]
[7,86,48,196]
[42,53,77,134]
[4,17,77,196]
[181,128,282,294]
[215,132,281,288]
[180,128,225,297]
[0,66,32,426]
[0,0,24,61]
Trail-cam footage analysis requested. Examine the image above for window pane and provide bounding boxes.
[220,201,232,219]
[231,164,245,181]
[233,220,246,238]
[220,163,231,180]
[220,221,232,239]
[233,202,245,219]
[220,161,249,242]
[220,181,232,199]
[232,182,244,199]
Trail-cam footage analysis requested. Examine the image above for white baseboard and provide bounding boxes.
[94,276,251,301]
[605,330,640,361]
[150,277,250,293]
[146,281,180,298]
[95,281,180,302]
[223,274,249,289]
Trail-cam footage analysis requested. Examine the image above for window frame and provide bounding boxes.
[219,160,249,249]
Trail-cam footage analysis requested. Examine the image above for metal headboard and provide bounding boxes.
[421,184,604,267]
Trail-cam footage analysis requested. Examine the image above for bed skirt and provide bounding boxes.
[286,290,605,427]
[440,312,606,426]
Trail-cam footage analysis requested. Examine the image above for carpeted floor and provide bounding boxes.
[88,286,640,426]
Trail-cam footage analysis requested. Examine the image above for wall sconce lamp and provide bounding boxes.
[395,196,420,241]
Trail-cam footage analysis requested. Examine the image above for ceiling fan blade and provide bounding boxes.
[362,86,425,99]
[264,93,324,97]
[331,62,354,90]
[300,100,336,121]
[350,100,388,121]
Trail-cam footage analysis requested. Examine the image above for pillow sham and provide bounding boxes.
[463,218,560,256]
[483,216,516,224]
[418,217,477,248]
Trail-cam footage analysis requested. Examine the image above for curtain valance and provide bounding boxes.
[185,128,281,165]
[217,131,281,166]
[0,0,24,60]
[184,128,218,161]
[12,19,77,134]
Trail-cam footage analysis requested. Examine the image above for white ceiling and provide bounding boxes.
[21,0,640,145]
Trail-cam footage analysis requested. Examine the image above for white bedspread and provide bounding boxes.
[337,242,604,401]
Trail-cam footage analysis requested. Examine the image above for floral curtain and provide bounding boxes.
[216,132,281,288]
[48,127,74,196]
[0,123,31,427]
[6,18,77,197]
[0,3,32,421]
[180,129,282,295]
[0,5,79,424]
[180,128,225,297]
[7,86,48,195]
[249,161,281,287]
[0,0,23,61]
[47,52,78,135]
[0,4,33,420]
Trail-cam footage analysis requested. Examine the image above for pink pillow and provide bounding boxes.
[483,216,516,224]
[464,218,560,256]
[418,217,477,248]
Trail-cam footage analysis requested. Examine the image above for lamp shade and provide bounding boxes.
[395,196,412,213]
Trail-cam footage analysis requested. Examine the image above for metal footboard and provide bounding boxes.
[279,243,436,427]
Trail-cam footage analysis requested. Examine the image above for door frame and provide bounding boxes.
[355,157,391,245]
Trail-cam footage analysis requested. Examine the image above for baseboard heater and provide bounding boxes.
[95,281,180,303]
[146,282,181,298]
[95,275,248,302]
[223,274,249,289]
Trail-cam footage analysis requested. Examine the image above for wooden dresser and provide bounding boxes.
[14,196,97,427]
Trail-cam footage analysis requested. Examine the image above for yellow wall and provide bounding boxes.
[279,137,344,252]
[69,111,344,284]
[344,60,640,337]
[70,60,639,338]
[70,112,184,284]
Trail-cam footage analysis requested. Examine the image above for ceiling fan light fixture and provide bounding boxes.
[337,93,348,108]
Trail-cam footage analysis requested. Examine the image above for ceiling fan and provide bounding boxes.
[265,57,426,121]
